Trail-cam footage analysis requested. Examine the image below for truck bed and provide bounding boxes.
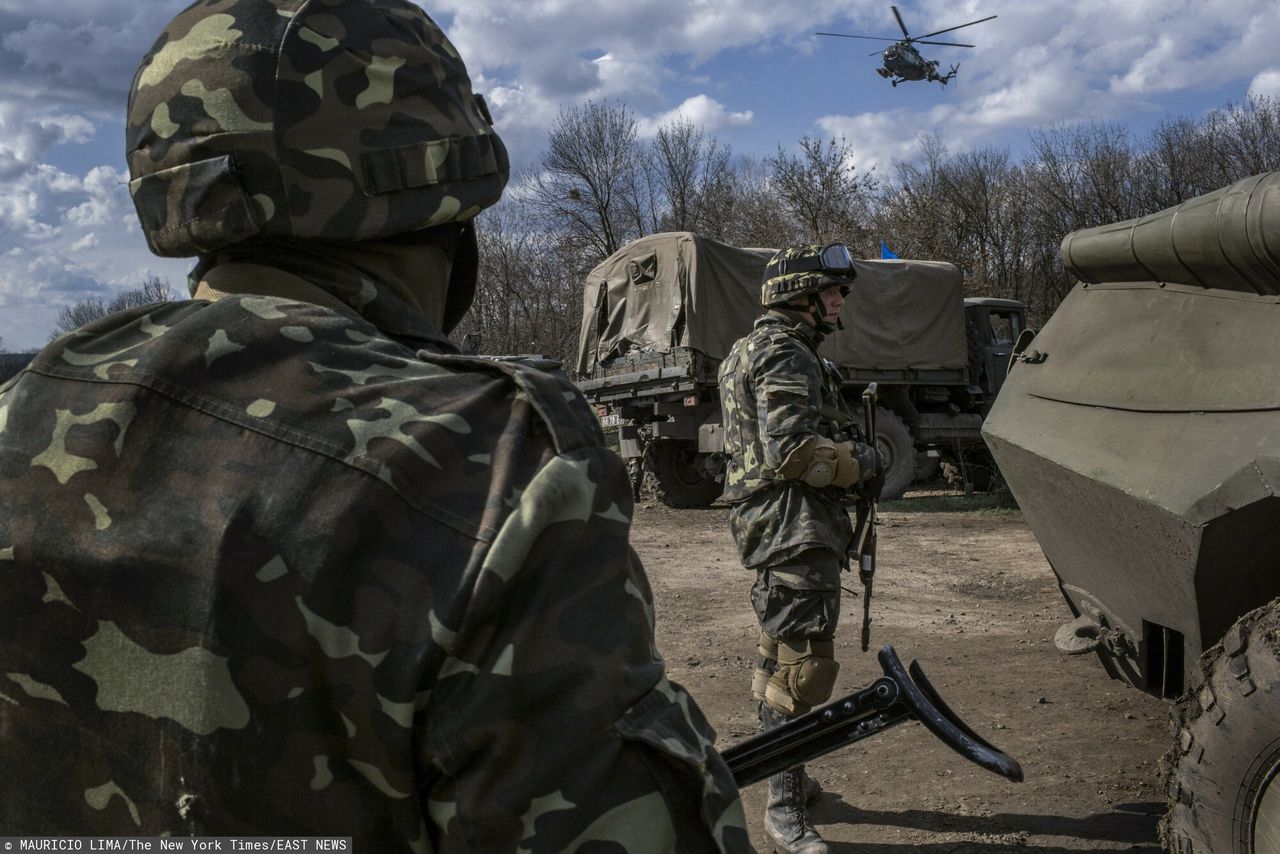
[578,348,720,404]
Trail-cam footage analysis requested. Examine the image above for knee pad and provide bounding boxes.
[764,638,839,716]
[777,437,860,489]
[752,632,779,703]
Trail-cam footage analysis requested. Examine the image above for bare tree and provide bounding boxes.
[455,200,588,363]
[765,135,876,248]
[1137,116,1212,208]
[874,134,957,260]
[51,274,175,338]
[694,155,796,249]
[527,101,647,262]
[646,118,735,236]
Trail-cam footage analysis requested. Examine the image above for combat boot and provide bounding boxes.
[797,764,822,805]
[764,768,829,853]
[758,705,822,805]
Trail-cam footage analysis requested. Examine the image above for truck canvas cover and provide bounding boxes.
[577,231,968,376]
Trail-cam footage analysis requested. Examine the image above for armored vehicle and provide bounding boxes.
[576,232,1024,506]
[982,172,1280,853]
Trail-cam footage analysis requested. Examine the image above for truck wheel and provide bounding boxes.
[644,440,723,508]
[874,408,915,501]
[1160,598,1280,853]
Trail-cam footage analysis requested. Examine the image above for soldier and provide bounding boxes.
[718,244,879,854]
[0,1,749,850]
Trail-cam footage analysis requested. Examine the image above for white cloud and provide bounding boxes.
[70,233,99,251]
[637,95,753,137]
[64,165,128,228]
[0,154,179,350]
[816,111,926,175]
[436,0,828,167]
[1248,69,1280,101]
[0,107,96,179]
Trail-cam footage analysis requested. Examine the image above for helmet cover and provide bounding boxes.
[127,0,509,257]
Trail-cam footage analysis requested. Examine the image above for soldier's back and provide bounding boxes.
[0,294,731,848]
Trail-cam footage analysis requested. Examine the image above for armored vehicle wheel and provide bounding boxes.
[644,439,723,508]
[1160,598,1280,853]
[875,408,915,501]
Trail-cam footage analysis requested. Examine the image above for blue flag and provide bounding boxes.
[880,240,899,259]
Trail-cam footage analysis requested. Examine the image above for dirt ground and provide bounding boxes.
[631,490,1171,853]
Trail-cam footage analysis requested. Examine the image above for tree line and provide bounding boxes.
[14,96,1277,363]
[458,95,1280,362]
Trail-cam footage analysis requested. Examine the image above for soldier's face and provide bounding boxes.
[817,284,847,322]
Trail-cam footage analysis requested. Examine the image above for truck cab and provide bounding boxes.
[964,297,1026,406]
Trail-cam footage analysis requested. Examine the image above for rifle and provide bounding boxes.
[722,645,1023,788]
[851,383,879,652]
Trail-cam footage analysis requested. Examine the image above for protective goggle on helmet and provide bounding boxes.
[763,243,856,280]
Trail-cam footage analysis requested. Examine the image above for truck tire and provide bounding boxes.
[1160,598,1280,854]
[874,408,915,501]
[644,439,723,508]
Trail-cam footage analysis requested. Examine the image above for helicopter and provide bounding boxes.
[818,6,996,87]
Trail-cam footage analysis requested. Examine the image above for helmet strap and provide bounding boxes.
[808,292,842,334]
[443,220,478,334]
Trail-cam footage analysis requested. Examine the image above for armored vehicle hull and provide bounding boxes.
[983,172,1280,853]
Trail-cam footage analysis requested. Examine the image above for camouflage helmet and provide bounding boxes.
[126,0,509,258]
[761,243,857,308]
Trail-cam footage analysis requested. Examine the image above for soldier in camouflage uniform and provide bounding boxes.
[0,2,749,850]
[718,244,879,854]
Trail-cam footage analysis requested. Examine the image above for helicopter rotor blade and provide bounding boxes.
[915,14,997,41]
[891,5,911,39]
[915,40,975,47]
[816,31,903,42]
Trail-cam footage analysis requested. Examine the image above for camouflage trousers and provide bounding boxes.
[750,548,843,640]
[751,548,843,728]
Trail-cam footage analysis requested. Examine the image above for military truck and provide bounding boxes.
[575,232,1024,506]
[982,172,1280,853]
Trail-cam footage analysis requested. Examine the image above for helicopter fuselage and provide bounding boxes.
[878,42,954,85]
[819,5,991,88]
[882,43,929,79]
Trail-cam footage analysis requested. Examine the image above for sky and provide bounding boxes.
[1,0,1279,351]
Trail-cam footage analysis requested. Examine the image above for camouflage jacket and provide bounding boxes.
[717,311,858,568]
[0,287,749,851]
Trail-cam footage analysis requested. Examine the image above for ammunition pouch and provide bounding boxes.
[765,638,839,716]
[777,437,861,489]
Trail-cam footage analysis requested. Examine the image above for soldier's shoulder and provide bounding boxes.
[29,298,606,533]
[413,351,604,455]
[742,321,812,364]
